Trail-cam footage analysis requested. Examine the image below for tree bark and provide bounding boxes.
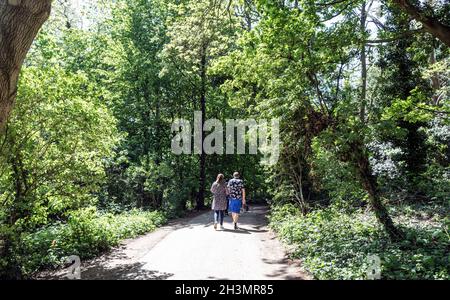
[392,0,450,47]
[360,1,368,123]
[429,44,441,105]
[353,142,404,241]
[0,0,52,132]
[196,50,207,210]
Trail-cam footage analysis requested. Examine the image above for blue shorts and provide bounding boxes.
[228,198,242,214]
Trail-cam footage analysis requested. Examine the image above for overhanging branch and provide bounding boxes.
[391,0,450,47]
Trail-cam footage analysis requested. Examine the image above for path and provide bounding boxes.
[39,205,310,280]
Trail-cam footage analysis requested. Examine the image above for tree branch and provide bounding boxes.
[391,0,450,47]
[365,28,424,44]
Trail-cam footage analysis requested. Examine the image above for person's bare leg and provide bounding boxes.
[232,213,239,226]
[231,212,239,229]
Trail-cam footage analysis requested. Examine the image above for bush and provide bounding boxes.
[269,204,449,280]
[15,207,167,276]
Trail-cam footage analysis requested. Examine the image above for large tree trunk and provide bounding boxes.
[196,50,207,210]
[0,0,52,132]
[392,0,450,47]
[353,142,404,241]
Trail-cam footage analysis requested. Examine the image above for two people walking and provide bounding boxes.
[210,172,246,230]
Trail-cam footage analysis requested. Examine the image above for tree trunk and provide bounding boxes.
[353,142,404,241]
[0,0,52,132]
[243,0,253,31]
[196,50,207,210]
[392,0,450,47]
[429,43,441,105]
[360,1,368,123]
[154,92,163,208]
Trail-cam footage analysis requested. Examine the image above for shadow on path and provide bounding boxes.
[81,262,173,280]
[42,262,173,280]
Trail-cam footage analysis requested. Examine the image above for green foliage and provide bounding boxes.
[270,204,449,280]
[14,208,167,276]
[311,139,367,207]
[0,65,120,229]
[382,89,436,124]
[417,164,450,202]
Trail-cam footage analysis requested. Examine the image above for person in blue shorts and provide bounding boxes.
[227,172,246,230]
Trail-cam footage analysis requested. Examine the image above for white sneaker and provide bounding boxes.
[219,225,224,230]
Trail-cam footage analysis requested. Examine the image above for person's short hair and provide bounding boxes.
[233,172,240,178]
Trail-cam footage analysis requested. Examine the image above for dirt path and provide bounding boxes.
[39,205,310,280]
